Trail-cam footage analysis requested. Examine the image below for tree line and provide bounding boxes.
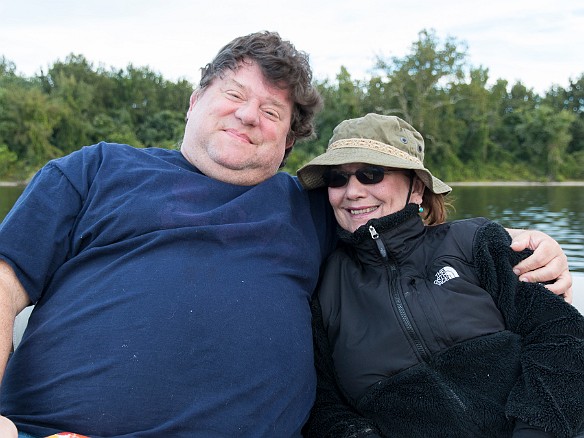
[1,29,583,182]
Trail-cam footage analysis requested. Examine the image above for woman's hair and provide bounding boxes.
[198,31,323,166]
[420,188,452,225]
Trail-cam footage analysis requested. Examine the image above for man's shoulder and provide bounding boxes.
[84,142,181,159]
[59,142,180,157]
[51,143,184,172]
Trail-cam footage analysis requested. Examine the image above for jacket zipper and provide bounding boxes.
[369,225,431,362]
[368,225,467,413]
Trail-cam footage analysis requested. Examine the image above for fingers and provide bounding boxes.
[515,260,573,302]
[507,228,528,248]
[559,286,573,304]
[512,251,568,282]
[509,229,573,301]
[510,231,554,274]
[542,272,573,304]
[510,229,566,277]
[514,252,569,283]
[508,227,539,253]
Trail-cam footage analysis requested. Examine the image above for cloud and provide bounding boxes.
[1,0,582,93]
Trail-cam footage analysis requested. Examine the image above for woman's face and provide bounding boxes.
[327,163,424,233]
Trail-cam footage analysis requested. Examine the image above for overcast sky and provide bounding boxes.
[1,0,583,94]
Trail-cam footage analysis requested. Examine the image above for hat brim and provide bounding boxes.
[297,147,451,195]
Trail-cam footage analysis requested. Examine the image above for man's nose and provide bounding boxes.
[235,101,260,126]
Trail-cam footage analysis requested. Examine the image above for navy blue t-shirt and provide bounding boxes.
[0,143,334,437]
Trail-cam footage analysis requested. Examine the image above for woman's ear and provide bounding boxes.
[410,176,426,205]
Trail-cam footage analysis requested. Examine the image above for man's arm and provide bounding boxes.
[0,260,31,435]
[0,260,30,379]
[0,417,17,437]
[505,228,572,302]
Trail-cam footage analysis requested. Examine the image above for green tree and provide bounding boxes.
[0,57,15,75]
[115,65,167,127]
[369,29,470,178]
[372,29,467,129]
[138,110,185,149]
[515,105,575,180]
[39,55,100,152]
[285,67,366,173]
[92,111,144,148]
[0,85,62,167]
[2,31,583,182]
[545,74,584,156]
[0,144,18,175]
[451,67,492,164]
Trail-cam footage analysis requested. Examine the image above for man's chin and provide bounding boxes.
[208,163,276,186]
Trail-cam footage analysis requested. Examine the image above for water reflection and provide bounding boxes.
[0,185,24,221]
[449,185,584,273]
[2,184,584,272]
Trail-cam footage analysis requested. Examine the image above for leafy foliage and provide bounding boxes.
[1,30,583,182]
[0,54,191,179]
[287,30,583,181]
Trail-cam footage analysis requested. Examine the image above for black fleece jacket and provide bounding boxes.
[304,205,584,438]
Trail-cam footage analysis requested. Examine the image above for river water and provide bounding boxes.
[448,183,584,273]
[2,182,584,273]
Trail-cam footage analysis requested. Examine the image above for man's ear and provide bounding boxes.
[185,90,203,122]
[285,134,295,150]
[188,90,199,111]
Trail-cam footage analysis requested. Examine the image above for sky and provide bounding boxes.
[1,0,583,95]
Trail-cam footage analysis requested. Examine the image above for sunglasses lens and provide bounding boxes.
[325,166,388,187]
[325,170,349,188]
[356,167,385,184]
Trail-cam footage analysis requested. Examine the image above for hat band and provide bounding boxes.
[328,138,423,166]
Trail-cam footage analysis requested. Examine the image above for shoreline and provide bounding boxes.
[0,181,27,187]
[448,181,584,187]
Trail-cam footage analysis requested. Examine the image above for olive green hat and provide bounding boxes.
[297,113,451,194]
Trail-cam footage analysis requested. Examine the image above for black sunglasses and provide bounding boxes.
[324,166,398,188]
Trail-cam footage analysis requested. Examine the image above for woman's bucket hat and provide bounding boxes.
[297,113,452,194]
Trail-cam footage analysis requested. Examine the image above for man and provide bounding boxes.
[0,31,572,437]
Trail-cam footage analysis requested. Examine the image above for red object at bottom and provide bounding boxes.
[45,434,89,438]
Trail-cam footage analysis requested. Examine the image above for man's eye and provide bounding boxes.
[226,91,243,100]
[263,109,279,119]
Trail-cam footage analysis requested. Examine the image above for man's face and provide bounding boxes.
[181,61,294,186]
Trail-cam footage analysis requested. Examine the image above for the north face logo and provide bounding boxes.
[434,266,460,285]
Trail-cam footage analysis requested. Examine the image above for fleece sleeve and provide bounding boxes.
[302,297,381,438]
[474,222,584,438]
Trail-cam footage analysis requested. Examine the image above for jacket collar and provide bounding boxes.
[337,203,425,264]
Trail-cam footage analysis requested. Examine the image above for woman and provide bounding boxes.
[297,114,584,438]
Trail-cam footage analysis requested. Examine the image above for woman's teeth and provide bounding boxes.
[350,206,378,215]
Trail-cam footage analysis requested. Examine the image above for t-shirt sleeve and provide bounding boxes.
[0,161,83,303]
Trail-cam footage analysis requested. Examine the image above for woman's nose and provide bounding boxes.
[344,175,367,198]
